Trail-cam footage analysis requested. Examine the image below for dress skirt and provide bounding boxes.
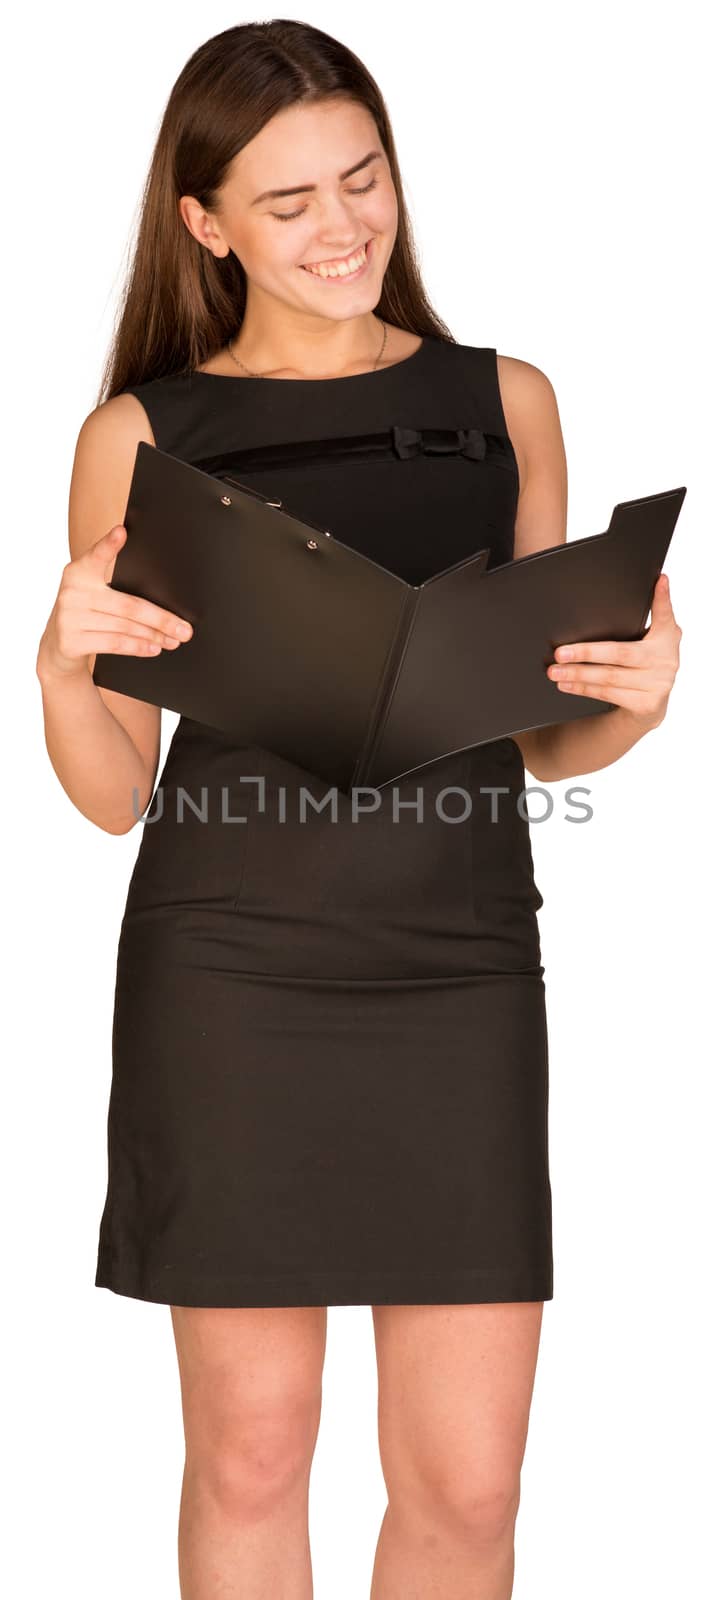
[94,730,553,1306]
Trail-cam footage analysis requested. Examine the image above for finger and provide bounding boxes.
[647,572,677,627]
[72,528,193,637]
[555,681,618,699]
[546,662,646,688]
[73,631,169,657]
[552,678,656,710]
[72,524,128,589]
[83,587,194,641]
[80,608,185,647]
[552,641,644,667]
[85,523,127,566]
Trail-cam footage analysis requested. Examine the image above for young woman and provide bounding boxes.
[36,20,682,1599]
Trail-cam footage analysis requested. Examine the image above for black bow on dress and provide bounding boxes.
[391,425,487,461]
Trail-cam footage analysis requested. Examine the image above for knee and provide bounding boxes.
[396,1465,521,1548]
[447,1475,521,1545]
[188,1401,320,1522]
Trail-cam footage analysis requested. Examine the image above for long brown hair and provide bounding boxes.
[97,19,456,406]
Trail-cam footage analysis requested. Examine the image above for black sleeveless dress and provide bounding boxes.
[94,335,554,1308]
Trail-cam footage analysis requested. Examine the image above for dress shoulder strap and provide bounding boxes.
[442,344,512,439]
[120,377,188,453]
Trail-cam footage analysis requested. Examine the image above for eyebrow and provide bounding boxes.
[250,149,382,207]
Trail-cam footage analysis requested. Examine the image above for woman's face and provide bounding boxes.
[183,98,399,323]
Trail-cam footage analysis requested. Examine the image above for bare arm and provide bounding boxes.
[36,394,193,835]
[496,357,677,784]
[496,355,569,781]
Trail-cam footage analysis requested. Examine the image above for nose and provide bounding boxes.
[310,194,367,247]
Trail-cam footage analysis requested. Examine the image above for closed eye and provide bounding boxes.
[271,176,378,222]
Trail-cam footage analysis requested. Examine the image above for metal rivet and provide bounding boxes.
[220,495,232,506]
[306,539,318,550]
[324,530,332,538]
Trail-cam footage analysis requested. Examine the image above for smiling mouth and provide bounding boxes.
[299,238,373,281]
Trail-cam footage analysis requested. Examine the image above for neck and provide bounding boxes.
[229,309,387,379]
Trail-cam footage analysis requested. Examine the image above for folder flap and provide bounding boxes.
[93,442,412,792]
[368,485,686,788]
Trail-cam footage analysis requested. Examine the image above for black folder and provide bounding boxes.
[92,442,686,793]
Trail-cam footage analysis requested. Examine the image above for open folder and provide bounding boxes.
[92,442,686,793]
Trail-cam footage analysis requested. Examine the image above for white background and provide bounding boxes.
[6,1,715,1595]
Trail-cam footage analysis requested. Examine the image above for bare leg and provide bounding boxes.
[170,1304,327,1599]
[369,1301,545,1600]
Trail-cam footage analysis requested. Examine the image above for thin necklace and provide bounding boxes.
[225,318,388,378]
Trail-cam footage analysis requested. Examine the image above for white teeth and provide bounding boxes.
[303,243,367,278]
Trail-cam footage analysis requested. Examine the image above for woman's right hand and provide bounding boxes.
[37,523,194,681]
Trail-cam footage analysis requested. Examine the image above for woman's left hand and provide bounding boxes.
[546,572,682,730]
